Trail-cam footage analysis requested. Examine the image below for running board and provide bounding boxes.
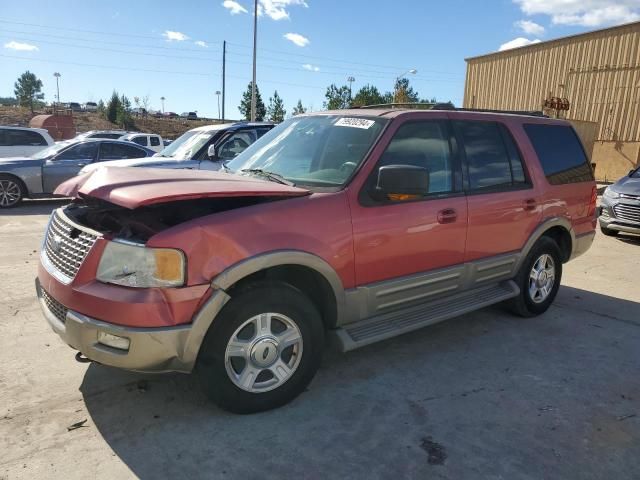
[334,280,519,352]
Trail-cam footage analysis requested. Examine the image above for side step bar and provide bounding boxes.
[334,280,519,352]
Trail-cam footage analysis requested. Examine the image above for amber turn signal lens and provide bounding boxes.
[153,249,185,282]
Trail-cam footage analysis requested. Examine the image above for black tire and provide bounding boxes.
[0,174,25,208]
[507,236,563,317]
[600,225,618,237]
[196,281,324,414]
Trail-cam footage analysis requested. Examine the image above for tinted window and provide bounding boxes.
[99,143,147,161]
[256,128,271,139]
[455,121,513,190]
[60,142,98,160]
[377,121,453,194]
[90,133,123,139]
[218,131,256,160]
[2,129,47,146]
[524,124,593,185]
[500,124,527,184]
[131,136,147,146]
[150,136,160,146]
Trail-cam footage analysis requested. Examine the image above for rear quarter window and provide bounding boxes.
[524,124,594,185]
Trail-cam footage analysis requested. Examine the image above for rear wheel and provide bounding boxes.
[196,281,324,414]
[600,225,618,237]
[0,174,24,208]
[507,237,562,317]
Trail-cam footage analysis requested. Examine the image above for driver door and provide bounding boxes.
[42,142,98,193]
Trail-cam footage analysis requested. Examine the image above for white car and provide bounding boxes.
[119,133,164,153]
[83,102,98,112]
[0,126,55,158]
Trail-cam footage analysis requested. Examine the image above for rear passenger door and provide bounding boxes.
[452,119,541,262]
[42,142,99,193]
[98,142,150,161]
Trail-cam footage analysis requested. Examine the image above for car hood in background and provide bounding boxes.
[79,157,178,174]
[55,166,310,209]
[612,175,640,195]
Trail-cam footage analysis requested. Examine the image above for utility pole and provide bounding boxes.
[222,40,226,121]
[53,72,61,105]
[215,90,221,120]
[347,76,355,102]
[251,0,258,121]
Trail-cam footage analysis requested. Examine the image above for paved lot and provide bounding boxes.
[1,199,639,480]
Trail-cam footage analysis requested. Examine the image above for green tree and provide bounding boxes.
[352,84,386,107]
[105,91,121,123]
[14,71,44,113]
[323,84,351,110]
[116,94,134,129]
[96,99,106,115]
[292,99,306,116]
[239,82,266,121]
[266,90,286,122]
[393,78,419,104]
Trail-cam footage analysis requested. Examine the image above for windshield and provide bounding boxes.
[156,129,217,159]
[226,115,387,187]
[30,141,72,159]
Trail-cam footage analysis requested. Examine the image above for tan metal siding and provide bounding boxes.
[464,22,640,141]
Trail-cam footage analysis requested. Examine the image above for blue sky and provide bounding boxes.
[1,0,638,119]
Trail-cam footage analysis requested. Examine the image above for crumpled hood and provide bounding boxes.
[80,157,177,174]
[55,166,310,209]
[612,174,640,195]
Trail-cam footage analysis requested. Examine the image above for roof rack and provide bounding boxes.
[355,102,546,117]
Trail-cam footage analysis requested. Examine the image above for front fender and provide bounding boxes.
[0,162,43,194]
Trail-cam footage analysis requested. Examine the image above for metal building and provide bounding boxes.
[463,21,640,181]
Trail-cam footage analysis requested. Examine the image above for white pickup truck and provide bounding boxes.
[119,133,163,153]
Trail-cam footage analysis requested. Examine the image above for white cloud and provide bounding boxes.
[222,0,248,15]
[302,63,320,72]
[514,0,640,27]
[4,41,39,51]
[499,37,542,51]
[258,0,308,20]
[194,40,208,47]
[284,32,309,47]
[162,30,189,42]
[515,19,545,35]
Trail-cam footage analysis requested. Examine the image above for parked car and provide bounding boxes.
[181,112,198,120]
[68,102,82,112]
[164,112,178,118]
[75,130,130,140]
[79,122,275,175]
[119,133,164,153]
[83,102,98,112]
[151,110,163,118]
[36,109,596,413]
[599,168,640,236]
[132,107,147,117]
[163,139,173,147]
[0,126,54,158]
[0,138,154,207]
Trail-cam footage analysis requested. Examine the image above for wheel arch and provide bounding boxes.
[516,217,574,272]
[0,172,29,199]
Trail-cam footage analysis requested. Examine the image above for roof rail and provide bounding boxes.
[355,102,547,117]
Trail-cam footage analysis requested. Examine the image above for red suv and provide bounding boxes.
[36,109,597,413]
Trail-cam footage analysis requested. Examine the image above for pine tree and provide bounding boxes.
[105,91,121,123]
[239,82,266,121]
[292,99,306,116]
[14,71,44,113]
[267,90,286,122]
[323,84,351,110]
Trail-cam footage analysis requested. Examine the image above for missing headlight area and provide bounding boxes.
[63,196,278,242]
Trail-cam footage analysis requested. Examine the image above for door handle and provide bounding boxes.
[524,198,537,211]
[437,208,457,224]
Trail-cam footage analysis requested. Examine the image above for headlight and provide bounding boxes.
[603,188,620,199]
[97,241,186,288]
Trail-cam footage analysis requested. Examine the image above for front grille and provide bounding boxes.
[613,204,640,224]
[41,288,68,323]
[44,210,99,281]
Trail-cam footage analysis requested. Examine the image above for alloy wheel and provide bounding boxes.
[528,254,555,303]
[0,179,21,207]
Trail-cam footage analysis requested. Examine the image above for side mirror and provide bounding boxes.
[207,144,217,159]
[374,165,430,200]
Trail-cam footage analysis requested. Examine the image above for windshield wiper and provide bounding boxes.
[241,169,295,186]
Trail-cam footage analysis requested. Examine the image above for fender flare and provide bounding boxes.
[514,216,575,273]
[180,250,347,370]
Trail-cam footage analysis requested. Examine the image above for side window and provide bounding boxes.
[524,124,594,185]
[131,136,147,146]
[5,130,47,146]
[150,136,160,146]
[256,128,270,139]
[455,121,525,191]
[218,131,256,160]
[59,143,98,160]
[0,129,7,146]
[99,143,147,161]
[376,120,454,195]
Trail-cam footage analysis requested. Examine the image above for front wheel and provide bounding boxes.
[0,174,24,208]
[196,281,324,414]
[507,237,563,317]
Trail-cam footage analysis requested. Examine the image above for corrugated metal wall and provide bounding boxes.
[464,22,640,142]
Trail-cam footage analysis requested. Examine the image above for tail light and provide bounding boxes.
[587,185,597,217]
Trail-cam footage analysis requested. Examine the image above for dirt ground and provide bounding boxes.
[0,199,639,480]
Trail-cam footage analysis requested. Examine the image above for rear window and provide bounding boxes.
[150,136,160,146]
[524,124,593,185]
[0,129,47,146]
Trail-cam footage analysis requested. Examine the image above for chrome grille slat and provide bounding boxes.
[613,204,640,224]
[43,209,99,280]
[41,288,68,324]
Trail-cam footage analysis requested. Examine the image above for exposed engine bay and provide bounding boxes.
[63,195,279,242]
